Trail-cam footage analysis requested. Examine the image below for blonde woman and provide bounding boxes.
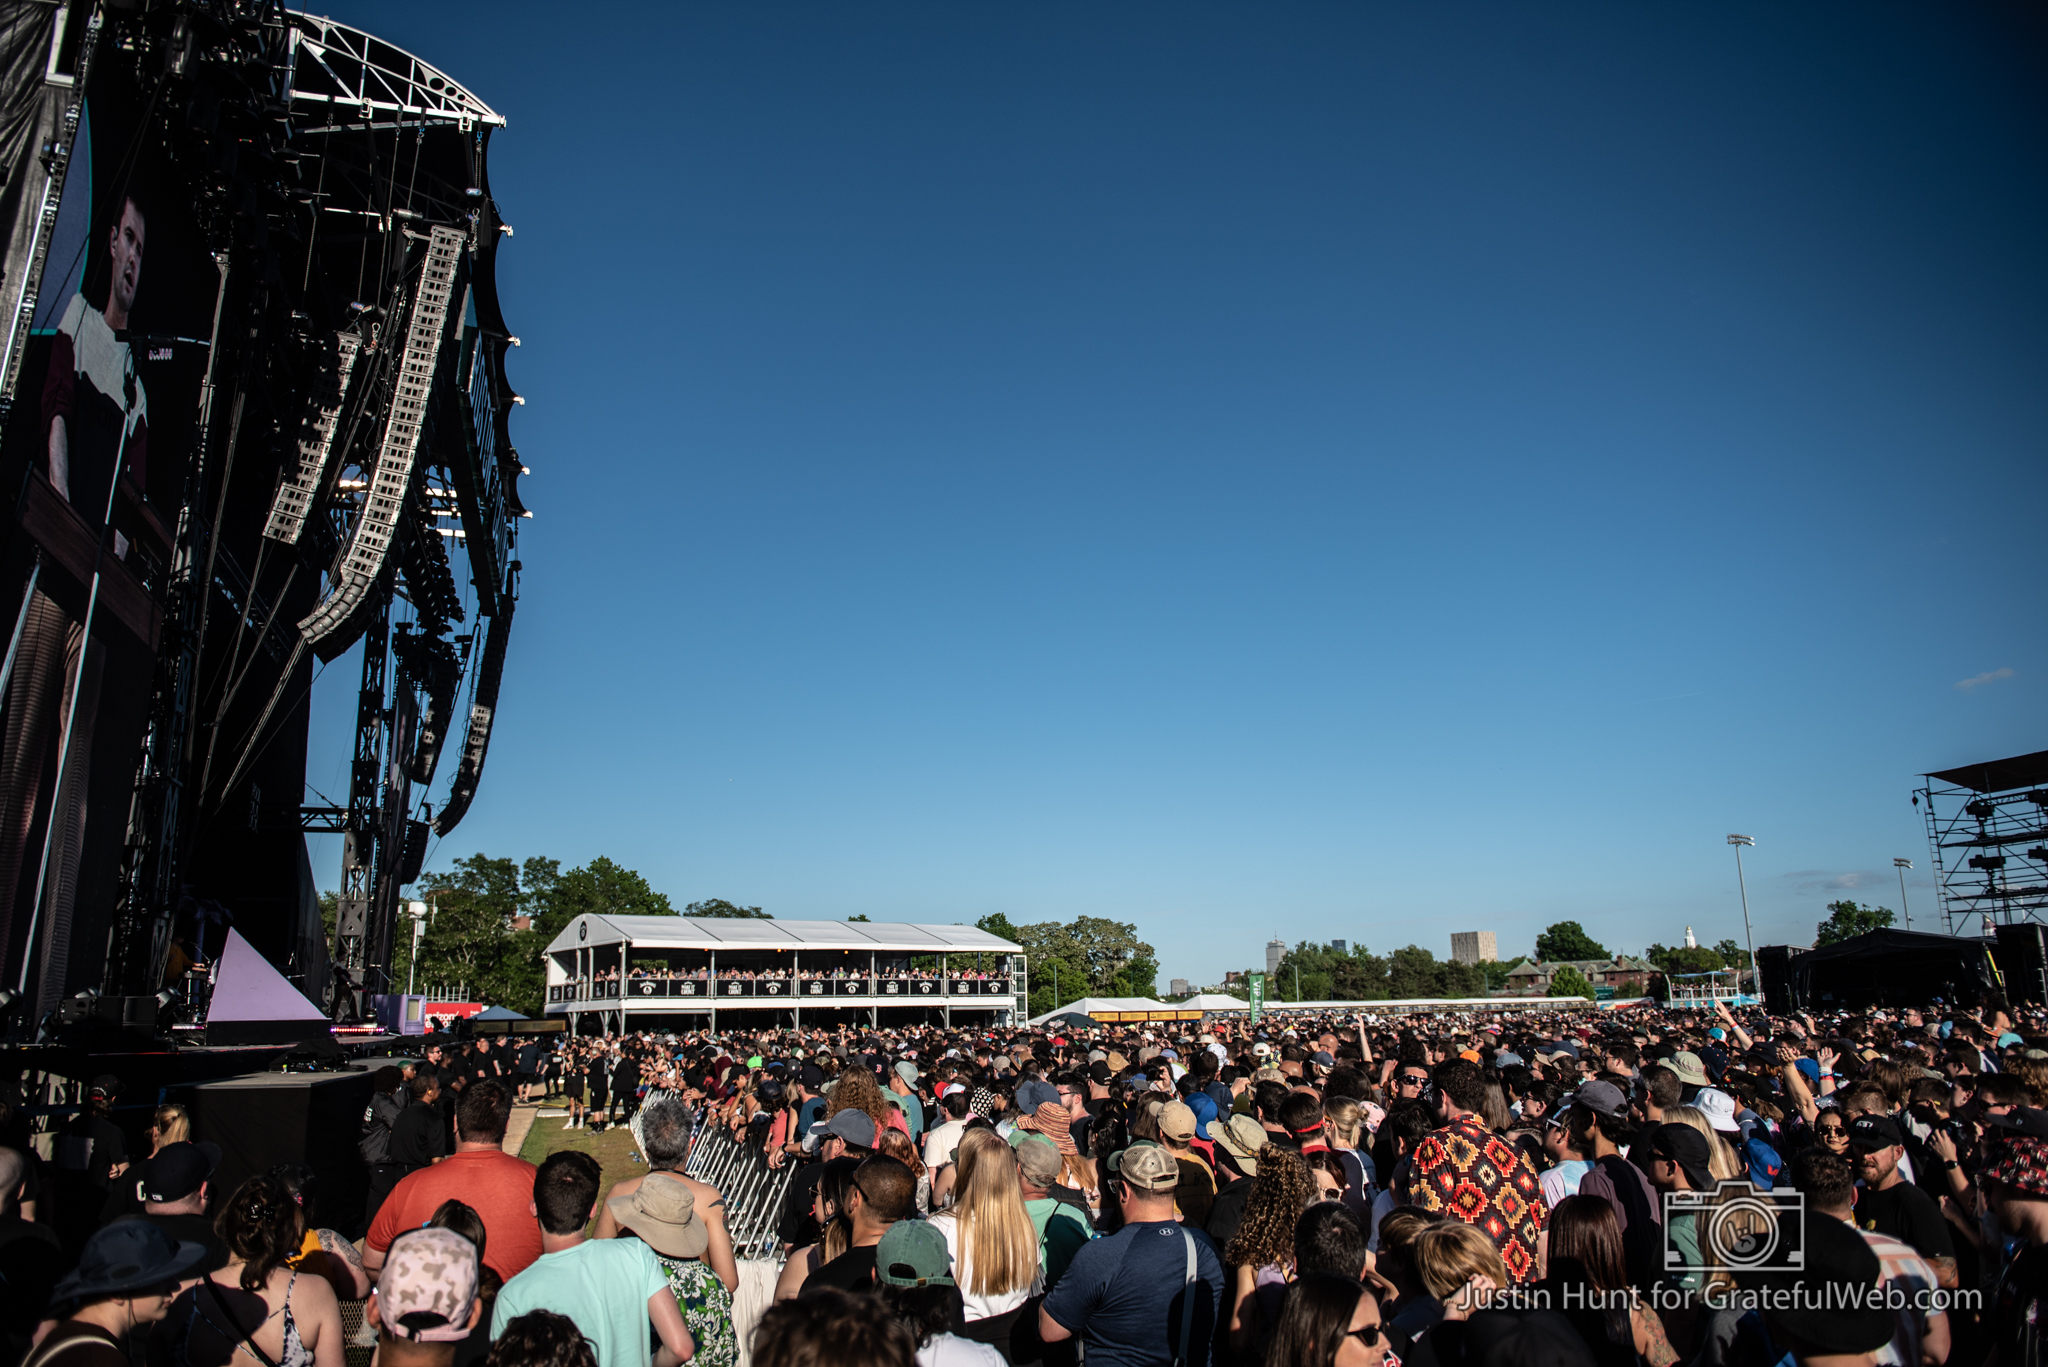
[1412,1221,1509,1324]
[928,1127,1041,1348]
[1322,1096,1374,1220]
[148,1105,192,1156]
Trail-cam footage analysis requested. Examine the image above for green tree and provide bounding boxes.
[1387,945,1445,999]
[1548,965,1596,1001]
[1535,921,1608,962]
[1646,943,1726,975]
[846,914,871,922]
[974,912,1021,945]
[683,897,768,919]
[415,854,542,1013]
[1712,939,1753,970]
[1816,900,1894,947]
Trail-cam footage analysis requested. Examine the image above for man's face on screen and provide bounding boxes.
[108,199,145,322]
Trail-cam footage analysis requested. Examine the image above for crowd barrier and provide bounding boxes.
[684,1119,798,1262]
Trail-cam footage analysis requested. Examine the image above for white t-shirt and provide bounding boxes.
[918,1334,1007,1367]
[925,1117,970,1170]
[929,1210,1043,1322]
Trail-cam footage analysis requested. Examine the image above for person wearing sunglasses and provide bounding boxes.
[1811,1111,1851,1157]
[1266,1272,1391,1367]
[1393,1068,1432,1100]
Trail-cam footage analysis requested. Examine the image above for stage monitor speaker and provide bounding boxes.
[176,1069,379,1233]
[1995,924,2048,1006]
[1757,945,1805,1015]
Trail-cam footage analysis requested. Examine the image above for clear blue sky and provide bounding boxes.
[307,4,2047,988]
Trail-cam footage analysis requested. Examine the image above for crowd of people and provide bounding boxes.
[586,967,1012,985]
[8,991,2048,1367]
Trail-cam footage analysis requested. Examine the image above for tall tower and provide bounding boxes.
[1684,925,1697,949]
[1266,939,1285,976]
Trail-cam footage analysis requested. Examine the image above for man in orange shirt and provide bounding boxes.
[364,1080,540,1282]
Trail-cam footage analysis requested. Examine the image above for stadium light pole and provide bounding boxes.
[1728,835,1757,991]
[1895,858,1913,931]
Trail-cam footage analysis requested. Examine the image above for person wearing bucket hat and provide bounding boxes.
[1665,1051,1710,1092]
[30,1220,205,1367]
[606,1169,739,1367]
[1981,1108,2048,1364]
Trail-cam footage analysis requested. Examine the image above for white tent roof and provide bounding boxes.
[546,913,1020,956]
[1176,993,1250,1011]
[1028,996,1171,1024]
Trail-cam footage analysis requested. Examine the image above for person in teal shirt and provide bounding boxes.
[889,1062,926,1141]
[492,1151,695,1367]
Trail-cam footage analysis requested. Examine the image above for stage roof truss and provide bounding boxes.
[285,16,502,131]
[1920,753,2048,933]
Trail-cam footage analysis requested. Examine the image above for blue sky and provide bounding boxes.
[307,4,2047,987]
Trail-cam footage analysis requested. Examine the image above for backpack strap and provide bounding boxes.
[1170,1228,1199,1367]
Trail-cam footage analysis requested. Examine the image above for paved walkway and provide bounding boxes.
[503,1102,540,1157]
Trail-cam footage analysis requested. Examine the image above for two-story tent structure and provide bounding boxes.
[543,915,1025,1033]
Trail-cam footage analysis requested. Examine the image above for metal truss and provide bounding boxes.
[284,13,503,132]
[1921,777,2048,933]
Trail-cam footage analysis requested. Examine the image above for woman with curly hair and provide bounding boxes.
[1223,1145,1313,1360]
[823,1063,903,1137]
[152,1175,343,1367]
[873,1128,931,1215]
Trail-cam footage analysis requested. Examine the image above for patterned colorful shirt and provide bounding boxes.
[1394,1114,1550,1281]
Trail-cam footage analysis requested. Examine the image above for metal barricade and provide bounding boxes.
[684,1120,796,1261]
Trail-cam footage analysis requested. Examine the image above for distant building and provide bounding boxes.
[1223,969,1247,989]
[1169,978,1190,997]
[1266,939,1285,975]
[1330,939,1347,953]
[1451,931,1498,965]
[1503,955,1657,997]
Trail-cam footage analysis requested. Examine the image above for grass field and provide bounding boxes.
[518,1114,646,1233]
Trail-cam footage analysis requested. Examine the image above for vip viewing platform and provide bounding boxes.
[545,914,1026,1031]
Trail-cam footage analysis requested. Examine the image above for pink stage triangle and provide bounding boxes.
[208,928,327,1021]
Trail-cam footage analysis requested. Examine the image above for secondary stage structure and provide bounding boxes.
[0,3,525,1030]
[545,916,1026,1033]
[1919,750,2048,934]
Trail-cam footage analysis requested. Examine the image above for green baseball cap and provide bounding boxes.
[877,1218,954,1287]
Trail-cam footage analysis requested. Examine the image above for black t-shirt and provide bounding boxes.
[1854,1178,1953,1263]
[141,1211,229,1274]
[1994,1242,2048,1367]
[391,1102,448,1171]
[802,1244,878,1294]
[0,1216,61,1356]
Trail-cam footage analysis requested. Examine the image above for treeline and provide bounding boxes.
[974,913,1159,1020]
[323,855,757,1016]
[1262,940,1494,1002]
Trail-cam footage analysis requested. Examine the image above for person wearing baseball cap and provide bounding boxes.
[366,1226,482,1366]
[136,1141,228,1275]
[1155,1101,1217,1229]
[1040,1142,1225,1366]
[1849,1112,1955,1276]
[1643,1124,1715,1290]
